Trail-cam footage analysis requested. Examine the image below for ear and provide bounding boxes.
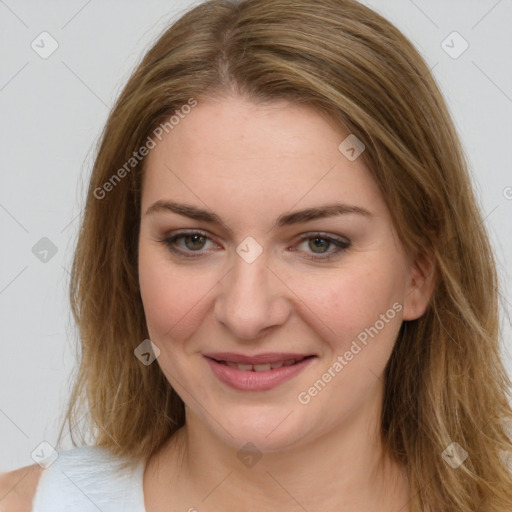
[402,251,436,321]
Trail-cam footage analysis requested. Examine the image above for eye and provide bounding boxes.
[293,233,351,261]
[160,230,218,258]
[158,230,351,261]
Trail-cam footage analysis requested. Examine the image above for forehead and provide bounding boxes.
[147,95,343,165]
[141,95,386,217]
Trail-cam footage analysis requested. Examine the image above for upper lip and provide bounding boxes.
[203,352,314,365]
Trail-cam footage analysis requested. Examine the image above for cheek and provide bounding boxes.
[292,266,404,417]
[290,261,405,355]
[138,247,215,344]
[138,240,406,355]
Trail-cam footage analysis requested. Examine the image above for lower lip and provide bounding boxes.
[204,356,315,391]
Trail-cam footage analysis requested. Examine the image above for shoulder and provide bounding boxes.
[0,463,43,512]
[0,445,142,512]
[25,445,145,512]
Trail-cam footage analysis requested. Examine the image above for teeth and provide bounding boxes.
[220,358,305,371]
[253,363,271,371]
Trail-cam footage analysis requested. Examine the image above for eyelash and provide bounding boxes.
[158,230,351,261]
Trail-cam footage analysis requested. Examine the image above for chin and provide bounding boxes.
[203,404,314,454]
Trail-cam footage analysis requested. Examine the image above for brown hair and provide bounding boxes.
[58,0,512,510]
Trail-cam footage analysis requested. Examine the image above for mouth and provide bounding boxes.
[203,353,317,391]
[208,355,313,372]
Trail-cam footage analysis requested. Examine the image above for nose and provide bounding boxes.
[214,249,292,341]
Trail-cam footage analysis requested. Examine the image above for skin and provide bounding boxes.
[138,94,434,512]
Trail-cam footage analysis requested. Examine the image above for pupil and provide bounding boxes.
[186,235,205,250]
[310,237,329,253]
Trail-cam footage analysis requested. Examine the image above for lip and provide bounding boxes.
[203,354,316,391]
[203,352,313,365]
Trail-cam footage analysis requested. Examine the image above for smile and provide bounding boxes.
[216,356,308,371]
[203,353,316,391]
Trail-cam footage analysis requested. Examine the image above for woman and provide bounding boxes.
[2,0,511,510]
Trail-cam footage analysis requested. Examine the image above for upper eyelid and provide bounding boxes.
[163,231,350,257]
[166,230,220,246]
[161,231,350,264]
[164,230,348,245]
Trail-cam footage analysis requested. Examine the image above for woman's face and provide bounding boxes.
[138,94,431,452]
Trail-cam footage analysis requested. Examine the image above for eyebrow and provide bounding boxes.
[145,200,372,229]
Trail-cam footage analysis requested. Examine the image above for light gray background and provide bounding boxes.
[1,0,511,472]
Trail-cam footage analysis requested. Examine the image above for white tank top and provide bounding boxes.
[31,445,146,512]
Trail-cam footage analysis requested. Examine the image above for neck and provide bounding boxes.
[145,384,410,512]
